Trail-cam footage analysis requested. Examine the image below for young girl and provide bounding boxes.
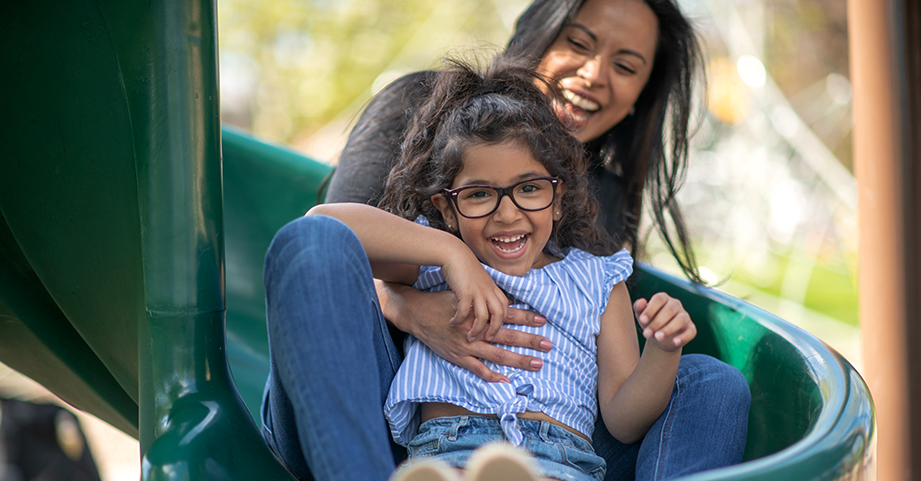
[304,59,696,481]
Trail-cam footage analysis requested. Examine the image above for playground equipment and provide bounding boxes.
[0,0,874,479]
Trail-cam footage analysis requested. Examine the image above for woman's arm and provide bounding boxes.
[595,286,696,444]
[306,203,508,337]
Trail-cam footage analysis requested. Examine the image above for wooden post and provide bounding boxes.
[906,1,921,479]
[849,0,921,479]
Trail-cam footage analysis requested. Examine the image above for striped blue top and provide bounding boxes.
[384,245,634,447]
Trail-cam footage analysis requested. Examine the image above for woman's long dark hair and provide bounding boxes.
[504,0,706,283]
[379,58,615,257]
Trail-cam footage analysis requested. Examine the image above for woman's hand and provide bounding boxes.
[633,292,697,352]
[377,281,553,383]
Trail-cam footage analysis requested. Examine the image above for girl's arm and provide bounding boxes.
[595,286,697,444]
[306,203,508,336]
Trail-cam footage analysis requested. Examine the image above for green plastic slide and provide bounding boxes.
[0,0,873,479]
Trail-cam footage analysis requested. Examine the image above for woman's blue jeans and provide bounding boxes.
[260,215,751,481]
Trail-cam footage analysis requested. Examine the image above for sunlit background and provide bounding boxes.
[217,0,858,366]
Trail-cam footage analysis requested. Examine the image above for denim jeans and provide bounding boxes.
[261,215,402,481]
[591,354,751,481]
[261,215,751,481]
[404,415,605,481]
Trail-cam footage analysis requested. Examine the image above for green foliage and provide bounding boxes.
[218,0,524,147]
[730,250,859,327]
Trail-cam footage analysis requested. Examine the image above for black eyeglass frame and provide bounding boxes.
[441,176,561,219]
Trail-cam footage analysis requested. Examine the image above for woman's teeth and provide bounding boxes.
[492,234,527,253]
[561,89,599,112]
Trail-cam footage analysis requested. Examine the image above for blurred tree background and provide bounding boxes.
[218,0,860,364]
[218,0,530,158]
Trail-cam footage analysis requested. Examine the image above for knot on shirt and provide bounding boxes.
[498,384,534,446]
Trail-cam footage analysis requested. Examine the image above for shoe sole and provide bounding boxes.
[466,442,540,481]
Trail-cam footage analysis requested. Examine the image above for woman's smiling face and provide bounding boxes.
[432,141,562,277]
[536,0,659,143]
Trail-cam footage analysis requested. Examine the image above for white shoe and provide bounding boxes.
[389,457,463,481]
[465,442,540,481]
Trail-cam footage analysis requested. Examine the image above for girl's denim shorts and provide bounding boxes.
[404,415,605,481]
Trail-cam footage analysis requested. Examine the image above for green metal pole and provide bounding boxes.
[133,0,294,478]
[134,0,225,457]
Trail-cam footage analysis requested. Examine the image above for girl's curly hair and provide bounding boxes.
[379,57,616,257]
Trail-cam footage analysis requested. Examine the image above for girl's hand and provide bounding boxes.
[440,251,509,342]
[377,282,553,383]
[633,292,697,352]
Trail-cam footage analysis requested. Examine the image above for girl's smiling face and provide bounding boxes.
[536,0,659,143]
[432,141,562,277]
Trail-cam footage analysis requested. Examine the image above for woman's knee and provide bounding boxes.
[679,354,751,406]
[270,214,353,253]
[266,215,363,268]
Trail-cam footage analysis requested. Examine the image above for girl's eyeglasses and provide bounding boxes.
[442,177,560,219]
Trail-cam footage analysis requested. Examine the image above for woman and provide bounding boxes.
[263,1,750,480]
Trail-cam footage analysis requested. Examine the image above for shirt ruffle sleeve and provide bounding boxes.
[598,248,634,313]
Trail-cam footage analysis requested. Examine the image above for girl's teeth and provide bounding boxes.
[492,234,527,253]
[561,89,599,112]
[495,234,524,243]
